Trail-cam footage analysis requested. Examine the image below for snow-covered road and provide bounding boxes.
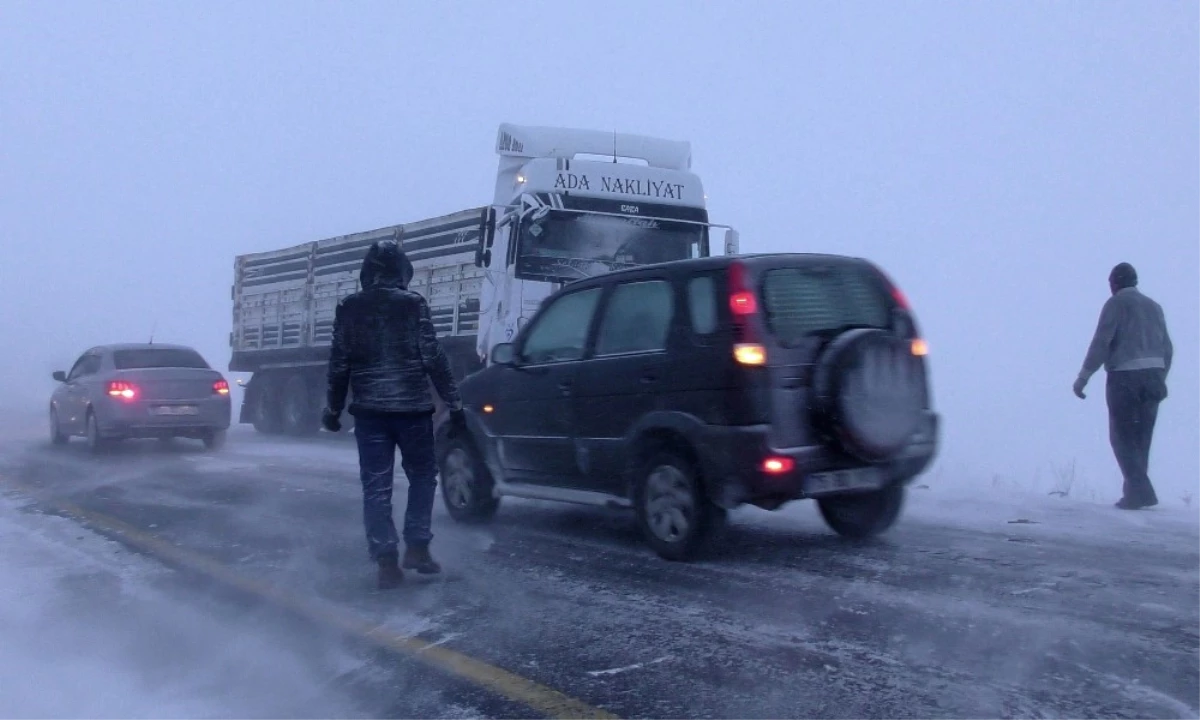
[0,491,388,718]
[0,425,1195,718]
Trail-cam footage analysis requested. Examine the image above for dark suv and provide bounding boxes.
[436,254,938,560]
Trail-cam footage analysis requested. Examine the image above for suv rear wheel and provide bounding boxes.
[636,451,724,561]
[817,483,905,539]
[438,437,500,523]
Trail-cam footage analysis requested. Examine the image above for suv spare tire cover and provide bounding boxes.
[813,328,925,463]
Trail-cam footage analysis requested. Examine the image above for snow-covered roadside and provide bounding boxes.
[737,474,1199,545]
[0,492,366,718]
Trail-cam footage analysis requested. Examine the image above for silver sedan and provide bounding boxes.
[50,343,232,452]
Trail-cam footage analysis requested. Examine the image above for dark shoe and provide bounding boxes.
[402,545,442,575]
[377,555,404,589]
[1115,497,1142,510]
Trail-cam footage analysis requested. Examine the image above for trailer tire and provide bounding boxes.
[251,374,283,435]
[281,372,319,436]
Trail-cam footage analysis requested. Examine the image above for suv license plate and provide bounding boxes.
[806,468,885,495]
[152,406,199,416]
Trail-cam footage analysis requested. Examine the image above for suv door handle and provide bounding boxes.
[640,374,658,384]
[558,380,573,396]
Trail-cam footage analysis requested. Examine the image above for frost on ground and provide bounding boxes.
[0,492,367,719]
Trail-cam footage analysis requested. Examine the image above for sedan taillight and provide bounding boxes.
[213,379,230,396]
[107,381,138,400]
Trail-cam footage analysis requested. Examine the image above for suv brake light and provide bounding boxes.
[213,379,230,395]
[761,456,795,474]
[727,261,758,316]
[730,291,757,315]
[107,381,137,400]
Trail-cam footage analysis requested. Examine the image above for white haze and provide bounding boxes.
[0,1,1195,505]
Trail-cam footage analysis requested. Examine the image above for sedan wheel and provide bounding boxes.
[203,429,227,452]
[49,408,68,446]
[86,412,107,454]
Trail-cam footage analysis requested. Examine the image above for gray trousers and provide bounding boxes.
[1106,369,1166,505]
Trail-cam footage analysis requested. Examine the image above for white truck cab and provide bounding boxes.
[475,124,737,362]
[230,123,736,436]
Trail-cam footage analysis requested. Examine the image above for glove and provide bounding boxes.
[321,408,342,432]
[448,408,467,436]
[1072,377,1087,400]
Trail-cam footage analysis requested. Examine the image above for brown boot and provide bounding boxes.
[402,544,442,575]
[377,554,404,589]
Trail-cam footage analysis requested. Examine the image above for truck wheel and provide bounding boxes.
[818,484,906,539]
[281,373,318,436]
[251,375,283,435]
[438,437,500,523]
[635,451,724,562]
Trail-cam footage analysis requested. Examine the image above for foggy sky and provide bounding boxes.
[1,1,1196,501]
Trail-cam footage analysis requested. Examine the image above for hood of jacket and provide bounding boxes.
[360,239,414,289]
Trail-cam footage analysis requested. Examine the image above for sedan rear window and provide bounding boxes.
[113,349,210,370]
[761,265,891,345]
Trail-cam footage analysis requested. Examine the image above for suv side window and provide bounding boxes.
[519,287,603,364]
[595,280,674,356]
[687,275,718,335]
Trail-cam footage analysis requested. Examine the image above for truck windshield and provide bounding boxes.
[515,211,704,282]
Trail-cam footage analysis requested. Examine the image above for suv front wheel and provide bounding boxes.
[636,451,724,561]
[817,483,906,539]
[438,436,500,523]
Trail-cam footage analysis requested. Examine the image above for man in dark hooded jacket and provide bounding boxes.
[323,239,464,589]
[1074,262,1173,510]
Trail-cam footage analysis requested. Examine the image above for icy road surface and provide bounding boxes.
[0,425,1195,718]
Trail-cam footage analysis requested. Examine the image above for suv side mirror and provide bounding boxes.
[490,343,516,366]
[52,371,67,382]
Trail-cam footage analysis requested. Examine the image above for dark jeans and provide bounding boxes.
[353,411,439,561]
[1106,369,1166,505]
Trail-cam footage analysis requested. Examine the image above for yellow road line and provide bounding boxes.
[4,481,615,720]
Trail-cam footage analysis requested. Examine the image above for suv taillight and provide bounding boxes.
[213,379,230,396]
[727,261,757,315]
[107,381,137,400]
[875,267,927,355]
[874,267,912,311]
[728,261,766,365]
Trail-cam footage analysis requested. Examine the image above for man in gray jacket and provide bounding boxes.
[1074,263,1173,510]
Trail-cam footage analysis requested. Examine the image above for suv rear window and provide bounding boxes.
[760,265,891,345]
[113,349,209,370]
